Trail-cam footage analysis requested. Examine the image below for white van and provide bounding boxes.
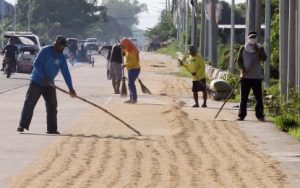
[4,31,41,50]
[4,31,40,73]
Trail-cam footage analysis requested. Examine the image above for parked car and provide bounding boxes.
[84,38,99,51]
[16,46,38,73]
[4,31,41,49]
[3,32,40,74]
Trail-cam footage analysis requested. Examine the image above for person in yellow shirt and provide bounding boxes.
[120,38,140,103]
[179,45,207,107]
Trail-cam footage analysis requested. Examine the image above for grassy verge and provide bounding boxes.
[289,128,300,141]
[157,42,178,59]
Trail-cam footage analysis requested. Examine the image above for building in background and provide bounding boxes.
[0,0,14,17]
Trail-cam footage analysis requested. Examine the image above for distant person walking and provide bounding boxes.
[179,45,207,108]
[68,42,78,65]
[1,38,18,73]
[237,31,267,122]
[98,44,112,80]
[120,38,140,104]
[109,43,123,94]
[17,35,77,134]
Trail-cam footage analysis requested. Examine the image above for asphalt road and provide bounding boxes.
[0,54,108,187]
[1,53,300,187]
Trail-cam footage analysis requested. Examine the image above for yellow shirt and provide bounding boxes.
[186,54,206,81]
[124,50,140,70]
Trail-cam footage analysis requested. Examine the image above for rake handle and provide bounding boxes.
[54,85,142,136]
[214,78,242,119]
[214,51,260,120]
[178,59,211,91]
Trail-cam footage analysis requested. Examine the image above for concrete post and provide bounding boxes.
[264,0,271,88]
[279,0,289,95]
[185,0,189,52]
[210,0,217,66]
[255,0,262,40]
[205,18,209,60]
[229,0,235,73]
[288,0,296,91]
[246,0,256,39]
[200,0,205,57]
[191,4,196,46]
[298,0,300,91]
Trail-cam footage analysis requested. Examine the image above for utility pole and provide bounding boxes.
[209,0,217,66]
[200,0,205,57]
[279,1,289,95]
[255,0,262,40]
[287,0,296,91]
[13,0,16,32]
[246,0,256,39]
[298,0,300,91]
[165,0,167,13]
[185,0,189,52]
[191,1,196,46]
[264,0,271,88]
[28,0,30,31]
[1,0,4,47]
[229,0,235,73]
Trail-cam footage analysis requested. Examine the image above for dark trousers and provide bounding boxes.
[128,68,140,101]
[19,81,58,132]
[238,78,264,119]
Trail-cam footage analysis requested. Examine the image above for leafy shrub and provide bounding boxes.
[157,42,179,58]
[288,128,300,141]
[274,114,299,132]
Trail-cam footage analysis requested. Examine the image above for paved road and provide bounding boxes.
[0,54,109,187]
[0,53,300,187]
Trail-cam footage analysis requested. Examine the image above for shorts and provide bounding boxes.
[192,78,206,92]
[109,61,122,80]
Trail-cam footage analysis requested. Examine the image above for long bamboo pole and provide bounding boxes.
[54,85,142,136]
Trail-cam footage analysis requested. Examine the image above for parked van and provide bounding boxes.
[4,31,41,50]
[4,31,40,73]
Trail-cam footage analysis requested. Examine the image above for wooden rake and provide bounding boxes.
[214,51,261,120]
[54,85,142,136]
[178,59,216,98]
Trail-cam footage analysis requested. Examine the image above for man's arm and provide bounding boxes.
[237,46,245,71]
[60,59,77,97]
[33,48,47,79]
[259,47,267,61]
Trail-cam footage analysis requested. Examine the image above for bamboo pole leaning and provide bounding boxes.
[54,85,142,136]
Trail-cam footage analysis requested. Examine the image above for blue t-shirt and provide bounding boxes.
[31,45,73,90]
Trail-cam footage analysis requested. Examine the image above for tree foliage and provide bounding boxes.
[16,0,107,42]
[145,10,176,43]
[94,0,147,43]
[13,0,147,43]
[101,0,147,27]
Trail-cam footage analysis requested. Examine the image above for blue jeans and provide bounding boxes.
[19,81,58,132]
[128,68,140,101]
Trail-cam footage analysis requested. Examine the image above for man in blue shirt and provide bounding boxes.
[18,35,77,134]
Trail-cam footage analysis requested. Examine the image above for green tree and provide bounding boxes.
[101,0,147,30]
[16,0,107,42]
[145,10,176,43]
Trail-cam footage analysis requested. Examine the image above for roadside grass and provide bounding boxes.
[157,42,178,59]
[289,128,300,141]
